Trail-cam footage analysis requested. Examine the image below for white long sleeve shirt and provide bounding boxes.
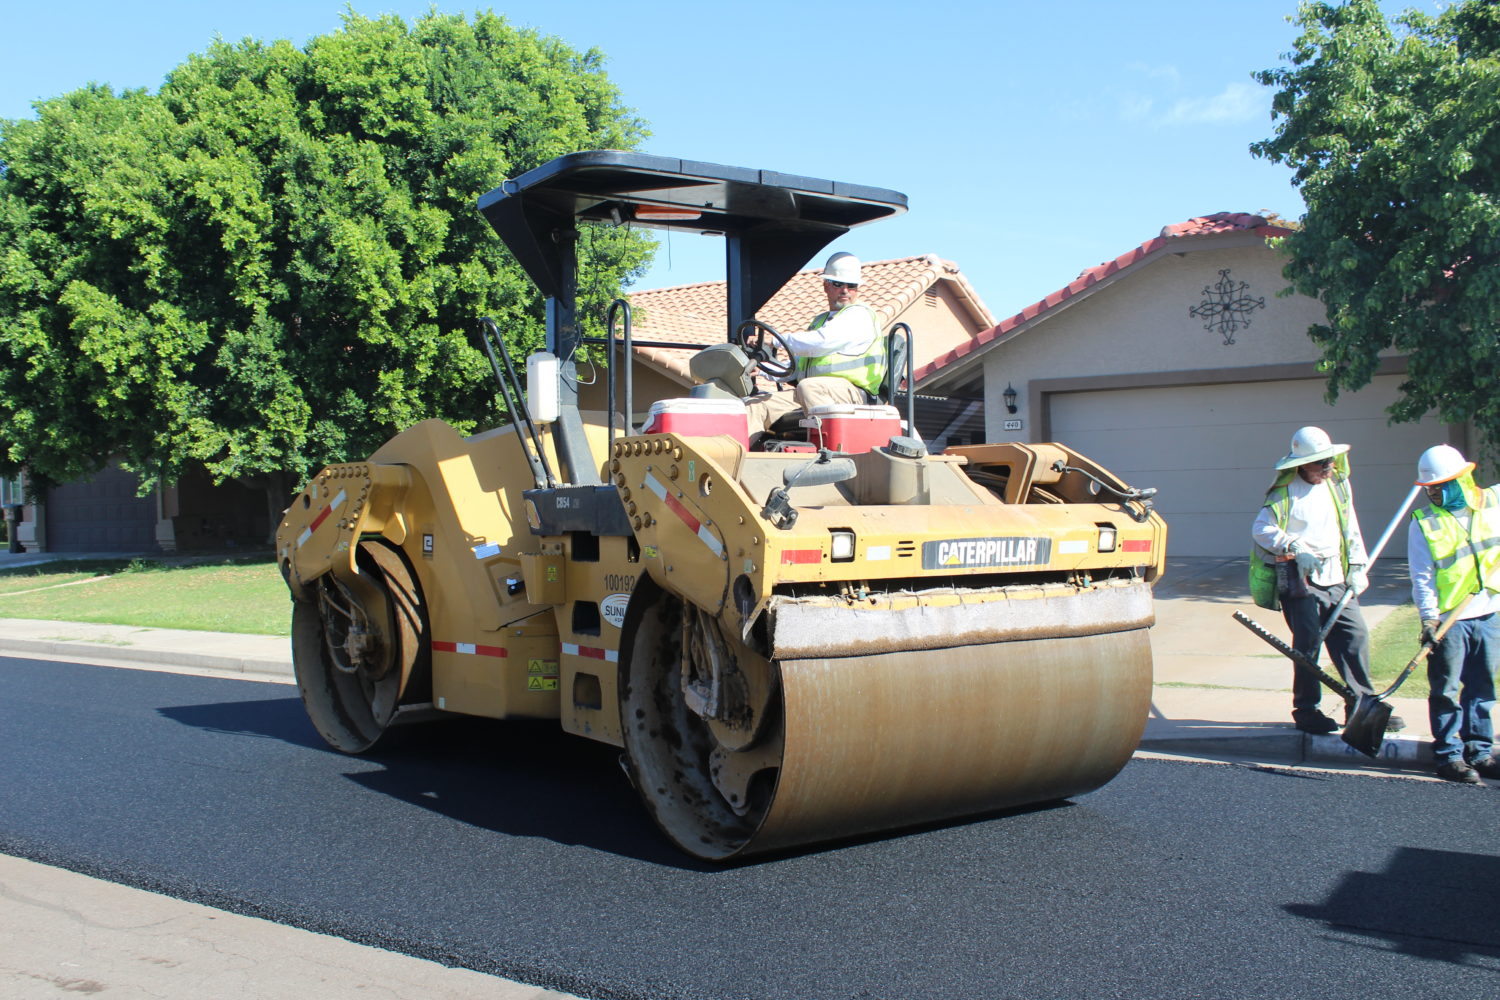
[780,303,881,358]
[1251,476,1368,588]
[1406,485,1500,621]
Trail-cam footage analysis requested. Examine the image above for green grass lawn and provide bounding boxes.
[1368,602,1430,700]
[0,555,291,635]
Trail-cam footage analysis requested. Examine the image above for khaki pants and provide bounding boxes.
[743,377,869,434]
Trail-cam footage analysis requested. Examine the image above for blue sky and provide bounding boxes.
[0,1,1429,319]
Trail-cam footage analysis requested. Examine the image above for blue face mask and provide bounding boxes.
[1439,480,1468,513]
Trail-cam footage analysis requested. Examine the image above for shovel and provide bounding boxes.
[1340,591,1478,758]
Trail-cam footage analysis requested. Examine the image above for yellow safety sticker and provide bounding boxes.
[527,676,559,691]
[527,658,560,677]
[644,545,659,559]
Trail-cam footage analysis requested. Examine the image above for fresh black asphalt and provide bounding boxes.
[2,655,1497,999]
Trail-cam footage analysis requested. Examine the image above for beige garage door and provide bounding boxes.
[1047,374,1449,558]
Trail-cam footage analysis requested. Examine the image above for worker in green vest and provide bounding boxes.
[743,252,887,437]
[1251,427,1402,734]
[1407,444,1500,783]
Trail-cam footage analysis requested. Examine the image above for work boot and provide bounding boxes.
[1435,759,1482,784]
[1469,755,1500,780]
[1292,709,1338,735]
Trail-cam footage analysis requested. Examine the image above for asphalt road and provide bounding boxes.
[3,654,1498,1000]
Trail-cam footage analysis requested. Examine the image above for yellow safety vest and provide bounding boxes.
[1412,488,1500,613]
[795,304,885,394]
[1248,456,1354,609]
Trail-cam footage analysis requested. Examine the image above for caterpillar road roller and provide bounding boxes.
[276,151,1167,860]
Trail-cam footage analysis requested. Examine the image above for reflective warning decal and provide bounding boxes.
[643,471,724,557]
[1122,539,1152,552]
[433,640,508,658]
[781,549,822,565]
[562,642,619,663]
[297,489,347,548]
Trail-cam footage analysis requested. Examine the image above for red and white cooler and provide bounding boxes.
[802,404,903,454]
[642,398,750,449]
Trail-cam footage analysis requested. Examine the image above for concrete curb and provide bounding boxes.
[0,636,293,681]
[1139,731,1435,772]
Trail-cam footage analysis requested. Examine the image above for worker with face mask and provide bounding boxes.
[1251,427,1402,734]
[742,252,887,438]
[1407,444,1500,783]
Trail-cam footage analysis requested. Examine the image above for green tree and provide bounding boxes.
[1251,0,1500,449]
[0,9,653,510]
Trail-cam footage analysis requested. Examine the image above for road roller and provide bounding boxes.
[276,151,1167,860]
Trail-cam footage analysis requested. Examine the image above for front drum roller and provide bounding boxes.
[291,539,430,753]
[620,578,1152,861]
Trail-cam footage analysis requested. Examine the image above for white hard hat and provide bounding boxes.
[1416,444,1475,486]
[1274,426,1350,470]
[821,252,861,286]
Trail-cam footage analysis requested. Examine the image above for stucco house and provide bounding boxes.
[916,214,1458,558]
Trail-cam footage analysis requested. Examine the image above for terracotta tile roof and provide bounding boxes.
[627,254,993,384]
[915,213,1293,384]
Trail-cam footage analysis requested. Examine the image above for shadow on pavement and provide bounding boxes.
[1286,846,1500,965]
[159,696,328,751]
[160,697,704,868]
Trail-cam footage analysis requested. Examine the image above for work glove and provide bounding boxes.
[1289,542,1322,577]
[1420,619,1441,646]
[1347,565,1369,596]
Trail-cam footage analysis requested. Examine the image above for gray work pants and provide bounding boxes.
[1279,581,1373,713]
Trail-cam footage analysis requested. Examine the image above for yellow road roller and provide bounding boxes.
[277,151,1167,860]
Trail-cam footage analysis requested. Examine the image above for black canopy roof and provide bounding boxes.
[478,151,907,321]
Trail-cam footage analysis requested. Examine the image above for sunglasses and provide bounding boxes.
[827,280,857,289]
[1304,458,1336,470]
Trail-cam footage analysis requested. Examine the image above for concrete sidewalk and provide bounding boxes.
[0,554,1483,1000]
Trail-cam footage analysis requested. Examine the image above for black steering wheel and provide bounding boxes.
[733,319,795,380]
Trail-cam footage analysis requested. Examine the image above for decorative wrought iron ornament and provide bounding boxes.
[1190,268,1265,345]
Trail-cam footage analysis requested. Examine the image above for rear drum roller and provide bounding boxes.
[292,539,429,753]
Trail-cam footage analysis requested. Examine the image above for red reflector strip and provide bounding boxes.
[1122,539,1152,552]
[562,642,619,662]
[297,488,347,548]
[781,548,822,565]
[643,471,723,557]
[662,490,700,533]
[432,640,507,658]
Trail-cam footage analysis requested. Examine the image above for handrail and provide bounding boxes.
[479,317,555,489]
[603,298,633,447]
[887,322,916,435]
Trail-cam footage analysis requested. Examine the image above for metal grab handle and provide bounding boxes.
[479,317,556,489]
[1050,460,1156,523]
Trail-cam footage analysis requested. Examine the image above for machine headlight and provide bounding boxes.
[1097,524,1117,553]
[830,530,856,562]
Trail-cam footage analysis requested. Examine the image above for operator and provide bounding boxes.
[742,252,886,438]
[1251,427,1403,735]
[1406,444,1500,784]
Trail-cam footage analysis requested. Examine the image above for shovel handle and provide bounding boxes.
[1312,484,1424,650]
[1375,590,1480,700]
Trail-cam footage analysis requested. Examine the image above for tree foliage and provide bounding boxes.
[0,10,653,495]
[1251,0,1500,449]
